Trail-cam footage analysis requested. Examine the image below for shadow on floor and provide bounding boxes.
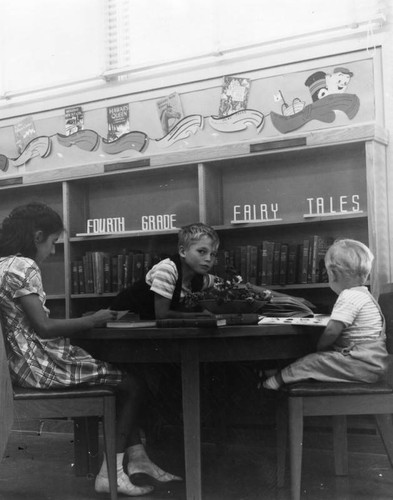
[1,426,393,500]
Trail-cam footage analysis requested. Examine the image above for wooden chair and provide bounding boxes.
[276,291,393,500]
[0,324,118,500]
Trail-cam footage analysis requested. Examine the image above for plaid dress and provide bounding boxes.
[0,255,122,389]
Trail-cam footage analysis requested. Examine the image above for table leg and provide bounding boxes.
[181,340,201,500]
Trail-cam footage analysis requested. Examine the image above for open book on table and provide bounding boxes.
[258,314,330,326]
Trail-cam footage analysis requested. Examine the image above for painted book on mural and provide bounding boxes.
[13,116,37,153]
[65,106,84,136]
[218,76,251,117]
[156,92,184,135]
[107,103,130,142]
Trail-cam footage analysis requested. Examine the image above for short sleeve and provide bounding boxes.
[146,259,178,300]
[330,289,364,327]
[5,258,42,299]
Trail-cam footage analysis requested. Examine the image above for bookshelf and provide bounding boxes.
[0,124,389,318]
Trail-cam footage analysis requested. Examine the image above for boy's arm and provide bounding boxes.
[154,293,213,319]
[316,319,345,351]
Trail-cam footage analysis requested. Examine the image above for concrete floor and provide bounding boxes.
[1,423,393,500]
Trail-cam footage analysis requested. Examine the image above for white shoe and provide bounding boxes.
[95,471,154,496]
[128,461,182,487]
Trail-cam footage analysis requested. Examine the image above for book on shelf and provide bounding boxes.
[111,255,119,293]
[247,245,258,285]
[272,242,281,285]
[103,254,111,293]
[317,236,334,283]
[299,239,310,284]
[279,243,288,285]
[71,261,79,294]
[132,252,145,285]
[83,253,94,293]
[307,239,313,283]
[77,261,85,294]
[91,251,106,294]
[259,240,274,286]
[286,244,298,285]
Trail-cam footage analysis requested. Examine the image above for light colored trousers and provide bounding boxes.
[281,338,388,384]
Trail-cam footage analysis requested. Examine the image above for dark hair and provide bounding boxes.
[0,202,64,259]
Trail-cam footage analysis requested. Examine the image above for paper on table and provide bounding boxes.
[258,314,330,326]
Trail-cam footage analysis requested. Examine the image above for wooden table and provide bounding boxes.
[75,324,323,500]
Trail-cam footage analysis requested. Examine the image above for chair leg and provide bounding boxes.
[288,397,304,500]
[375,414,393,468]
[73,417,99,476]
[103,398,118,500]
[333,415,348,476]
[276,396,288,488]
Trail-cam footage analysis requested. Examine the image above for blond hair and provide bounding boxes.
[324,239,373,284]
[178,223,219,250]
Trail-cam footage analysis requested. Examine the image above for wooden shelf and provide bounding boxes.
[0,124,388,317]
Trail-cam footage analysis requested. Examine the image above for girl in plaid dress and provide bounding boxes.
[0,202,181,496]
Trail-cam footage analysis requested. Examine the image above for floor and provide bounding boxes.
[1,421,393,500]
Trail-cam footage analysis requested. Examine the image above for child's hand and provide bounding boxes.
[90,309,118,327]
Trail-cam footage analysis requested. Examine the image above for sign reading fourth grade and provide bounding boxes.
[85,214,177,233]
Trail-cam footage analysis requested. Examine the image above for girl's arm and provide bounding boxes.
[154,294,212,319]
[317,319,345,351]
[17,294,115,339]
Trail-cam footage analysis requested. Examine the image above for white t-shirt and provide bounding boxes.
[330,286,383,343]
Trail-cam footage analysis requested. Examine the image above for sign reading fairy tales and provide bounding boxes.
[231,194,362,225]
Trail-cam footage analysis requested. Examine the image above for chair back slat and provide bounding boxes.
[0,323,14,458]
[378,292,393,355]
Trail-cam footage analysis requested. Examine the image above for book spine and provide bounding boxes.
[286,244,298,285]
[307,239,313,283]
[83,253,94,293]
[272,242,281,285]
[317,236,334,283]
[103,253,111,293]
[265,241,275,285]
[310,235,320,283]
[132,253,145,284]
[117,253,125,291]
[247,245,258,285]
[300,240,309,284]
[279,243,288,285]
[77,260,85,294]
[71,261,79,294]
[111,255,119,293]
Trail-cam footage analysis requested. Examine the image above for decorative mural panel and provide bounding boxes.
[0,59,373,177]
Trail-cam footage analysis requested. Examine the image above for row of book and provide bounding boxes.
[214,236,334,286]
[71,235,334,295]
[71,251,165,295]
